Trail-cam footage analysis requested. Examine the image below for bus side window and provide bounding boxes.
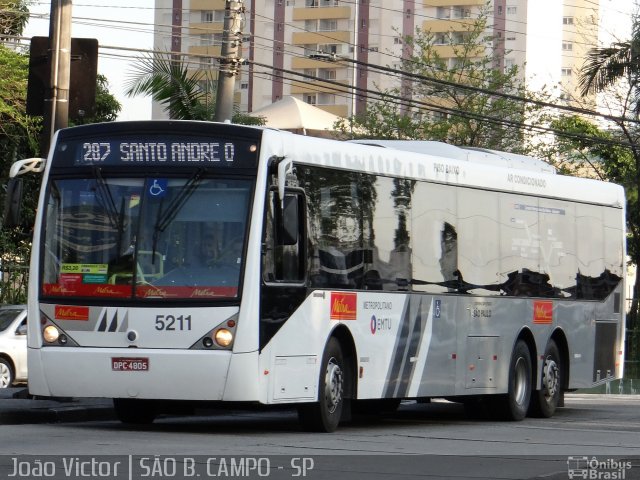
[263,190,306,283]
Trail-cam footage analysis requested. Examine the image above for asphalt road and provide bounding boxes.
[0,392,638,479]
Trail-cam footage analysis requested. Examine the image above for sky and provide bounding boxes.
[23,0,155,121]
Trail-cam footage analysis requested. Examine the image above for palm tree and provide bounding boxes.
[125,53,216,120]
[125,53,264,125]
[579,18,640,114]
[578,17,640,378]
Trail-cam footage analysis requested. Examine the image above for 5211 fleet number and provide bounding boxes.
[155,314,192,331]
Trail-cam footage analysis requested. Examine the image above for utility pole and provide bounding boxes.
[41,0,72,154]
[214,0,244,123]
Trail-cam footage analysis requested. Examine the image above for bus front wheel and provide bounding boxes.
[529,339,561,418]
[113,398,157,425]
[298,337,344,433]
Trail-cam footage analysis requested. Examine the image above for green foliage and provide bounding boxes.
[0,40,120,302]
[0,0,30,38]
[579,20,640,114]
[0,45,41,162]
[337,10,552,153]
[125,53,265,125]
[83,74,122,123]
[569,14,640,376]
[0,228,29,304]
[0,44,42,304]
[550,115,634,181]
[125,53,214,120]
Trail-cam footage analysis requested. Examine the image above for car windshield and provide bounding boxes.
[41,175,252,300]
[0,309,23,332]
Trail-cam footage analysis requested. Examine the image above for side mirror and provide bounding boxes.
[16,323,27,336]
[281,195,299,246]
[2,178,24,228]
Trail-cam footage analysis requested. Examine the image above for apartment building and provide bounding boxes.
[152,0,612,119]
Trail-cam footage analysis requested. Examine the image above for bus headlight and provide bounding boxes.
[214,328,233,347]
[43,325,60,343]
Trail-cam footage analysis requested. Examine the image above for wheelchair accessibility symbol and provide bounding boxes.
[148,178,167,197]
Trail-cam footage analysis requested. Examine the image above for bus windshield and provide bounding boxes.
[41,174,252,300]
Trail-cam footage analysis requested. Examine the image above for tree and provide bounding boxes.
[0,41,121,303]
[562,16,640,378]
[0,0,30,40]
[580,20,640,115]
[0,44,40,174]
[74,74,121,124]
[0,43,40,303]
[125,53,264,125]
[337,10,552,153]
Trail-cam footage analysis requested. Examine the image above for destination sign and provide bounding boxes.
[53,135,259,169]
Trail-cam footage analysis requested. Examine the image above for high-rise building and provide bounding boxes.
[152,0,624,120]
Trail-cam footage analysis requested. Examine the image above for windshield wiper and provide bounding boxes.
[93,166,125,253]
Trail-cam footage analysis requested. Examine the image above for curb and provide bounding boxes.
[0,388,116,424]
[0,405,116,425]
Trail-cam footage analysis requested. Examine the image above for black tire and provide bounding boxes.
[0,358,15,388]
[492,340,532,421]
[298,337,345,432]
[113,398,157,425]
[529,339,561,418]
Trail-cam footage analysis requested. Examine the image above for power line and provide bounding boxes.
[7,28,638,128]
[3,34,635,151]
[249,58,639,149]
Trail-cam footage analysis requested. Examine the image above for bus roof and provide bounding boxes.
[262,129,624,208]
[349,140,556,174]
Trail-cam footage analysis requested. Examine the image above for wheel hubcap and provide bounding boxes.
[542,358,559,402]
[0,364,10,388]
[514,357,528,405]
[324,357,343,414]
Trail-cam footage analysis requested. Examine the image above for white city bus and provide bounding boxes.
[6,121,626,432]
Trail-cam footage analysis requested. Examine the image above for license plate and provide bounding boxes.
[111,357,149,372]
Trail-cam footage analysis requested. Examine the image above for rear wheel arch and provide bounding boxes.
[515,327,538,386]
[549,329,570,391]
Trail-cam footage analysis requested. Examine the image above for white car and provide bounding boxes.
[0,305,27,388]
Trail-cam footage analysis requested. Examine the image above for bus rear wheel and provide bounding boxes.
[113,398,157,425]
[529,339,561,418]
[298,337,344,432]
[492,340,532,421]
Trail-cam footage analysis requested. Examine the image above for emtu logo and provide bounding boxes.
[533,300,553,324]
[330,292,357,320]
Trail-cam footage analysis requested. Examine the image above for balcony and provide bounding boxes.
[422,18,476,33]
[293,6,351,21]
[291,56,349,70]
[289,79,349,95]
[189,23,224,35]
[190,0,225,10]
[292,30,351,45]
[188,45,223,57]
[424,0,484,6]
